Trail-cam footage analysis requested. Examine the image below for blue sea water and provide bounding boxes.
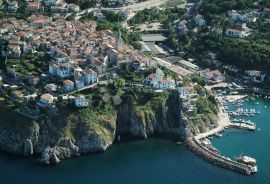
[0,97,270,184]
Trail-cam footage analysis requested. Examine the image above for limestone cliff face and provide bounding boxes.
[116,91,188,139]
[0,91,214,164]
[0,120,39,154]
[0,108,116,164]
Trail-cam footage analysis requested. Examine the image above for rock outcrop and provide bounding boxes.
[116,91,184,139]
[0,91,216,164]
[23,139,33,156]
[40,138,80,164]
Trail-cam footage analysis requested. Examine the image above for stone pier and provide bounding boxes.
[185,138,253,175]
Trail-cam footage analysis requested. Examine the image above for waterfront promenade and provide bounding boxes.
[187,102,256,175]
[195,106,230,140]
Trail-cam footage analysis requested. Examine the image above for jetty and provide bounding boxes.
[230,122,256,131]
[186,105,257,175]
[185,138,254,175]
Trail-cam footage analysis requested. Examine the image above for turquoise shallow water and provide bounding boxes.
[0,97,270,184]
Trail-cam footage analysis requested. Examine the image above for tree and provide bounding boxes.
[66,15,75,21]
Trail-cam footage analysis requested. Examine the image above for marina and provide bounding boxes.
[187,92,261,175]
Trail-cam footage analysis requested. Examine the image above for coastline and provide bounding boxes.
[186,98,256,175]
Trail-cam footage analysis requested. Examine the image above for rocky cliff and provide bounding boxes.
[116,91,188,139]
[0,91,214,164]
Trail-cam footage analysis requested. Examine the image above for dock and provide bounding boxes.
[185,138,253,175]
[187,104,257,175]
[230,122,256,131]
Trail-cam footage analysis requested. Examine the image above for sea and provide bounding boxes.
[0,97,269,184]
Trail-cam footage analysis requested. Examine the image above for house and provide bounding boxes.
[50,5,68,13]
[63,79,74,92]
[38,93,54,106]
[157,79,175,89]
[201,70,225,83]
[145,68,164,85]
[28,76,40,85]
[194,15,206,27]
[7,1,18,12]
[228,10,256,23]
[49,63,58,75]
[225,29,245,38]
[83,68,97,85]
[228,10,242,21]
[75,78,84,89]
[57,67,71,78]
[6,44,21,58]
[93,59,106,74]
[25,2,42,12]
[23,44,35,54]
[74,95,88,107]
[178,86,195,99]
[45,83,58,92]
[44,0,61,6]
[245,70,266,83]
[243,14,257,23]
[178,20,188,32]
[67,3,80,13]
[145,68,175,89]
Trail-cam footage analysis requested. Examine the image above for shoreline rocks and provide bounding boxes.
[39,138,80,165]
[23,139,33,156]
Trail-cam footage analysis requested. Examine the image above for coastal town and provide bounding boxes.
[0,0,270,177]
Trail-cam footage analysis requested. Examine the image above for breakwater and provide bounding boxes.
[230,123,256,131]
[185,138,253,175]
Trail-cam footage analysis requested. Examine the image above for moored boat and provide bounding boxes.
[236,156,258,173]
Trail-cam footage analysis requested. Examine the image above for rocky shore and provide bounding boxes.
[0,91,197,164]
[0,91,220,165]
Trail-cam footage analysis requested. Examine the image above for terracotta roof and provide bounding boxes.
[63,79,74,85]
[147,73,157,78]
[205,70,223,78]
[41,93,53,101]
[84,68,95,74]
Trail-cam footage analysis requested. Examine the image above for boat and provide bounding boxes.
[236,156,258,173]
[214,133,223,138]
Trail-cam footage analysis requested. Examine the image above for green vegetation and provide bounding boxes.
[188,95,218,133]
[108,78,125,95]
[196,95,218,115]
[261,0,270,6]
[191,75,207,86]
[199,0,255,21]
[64,0,97,10]
[190,35,270,73]
[66,15,76,21]
[94,19,142,49]
[102,11,125,22]
[128,7,186,26]
[65,107,116,141]
[5,51,49,77]
[161,0,184,8]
